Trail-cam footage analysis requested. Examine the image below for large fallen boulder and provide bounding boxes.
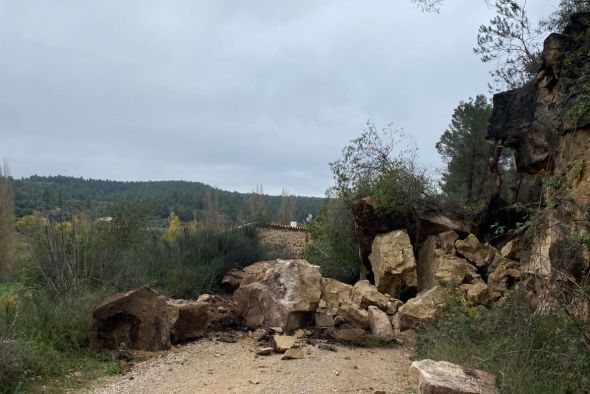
[397,286,449,331]
[221,269,247,292]
[455,234,500,270]
[320,277,353,314]
[419,211,475,237]
[351,280,388,310]
[234,259,322,332]
[368,230,418,298]
[434,256,479,288]
[89,286,171,351]
[336,300,369,328]
[368,306,395,341]
[409,359,497,394]
[487,260,521,294]
[166,299,211,344]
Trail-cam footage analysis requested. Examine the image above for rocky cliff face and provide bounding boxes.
[487,12,590,282]
[488,12,590,177]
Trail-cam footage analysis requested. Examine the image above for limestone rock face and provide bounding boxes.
[234,259,322,332]
[397,286,449,331]
[409,359,497,394]
[487,13,590,175]
[166,299,211,344]
[89,286,171,351]
[351,280,388,310]
[368,306,395,341]
[369,230,418,297]
[486,13,590,279]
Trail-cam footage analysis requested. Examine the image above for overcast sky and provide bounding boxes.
[0,1,555,196]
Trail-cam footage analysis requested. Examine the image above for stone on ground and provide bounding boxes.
[409,359,497,394]
[397,286,449,331]
[336,300,369,328]
[166,299,211,344]
[320,277,353,314]
[271,335,296,353]
[434,256,477,287]
[351,280,388,310]
[281,347,305,360]
[332,328,366,341]
[256,347,273,356]
[368,306,395,341]
[368,230,418,297]
[234,259,321,332]
[89,286,171,351]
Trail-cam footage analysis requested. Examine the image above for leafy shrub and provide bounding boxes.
[414,290,590,393]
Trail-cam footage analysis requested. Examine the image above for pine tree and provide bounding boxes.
[436,95,494,207]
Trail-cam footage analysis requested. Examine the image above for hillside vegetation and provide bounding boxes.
[13,176,324,225]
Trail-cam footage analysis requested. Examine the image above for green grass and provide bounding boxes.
[0,283,22,296]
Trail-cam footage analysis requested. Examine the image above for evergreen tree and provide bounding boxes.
[436,95,494,207]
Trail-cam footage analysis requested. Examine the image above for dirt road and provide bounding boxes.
[81,335,415,394]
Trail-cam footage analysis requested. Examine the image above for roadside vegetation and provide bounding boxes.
[0,193,278,393]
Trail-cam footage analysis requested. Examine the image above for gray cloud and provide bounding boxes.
[0,0,554,196]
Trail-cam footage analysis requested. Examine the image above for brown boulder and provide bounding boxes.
[336,300,369,328]
[369,230,418,298]
[455,234,503,270]
[234,259,321,332]
[434,256,477,287]
[89,286,171,351]
[166,299,211,344]
[351,280,388,311]
[352,197,409,280]
[397,286,449,331]
[320,277,353,314]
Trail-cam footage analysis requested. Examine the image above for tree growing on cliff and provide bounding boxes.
[475,0,590,91]
[0,162,16,279]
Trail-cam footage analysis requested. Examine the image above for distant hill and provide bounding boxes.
[13,175,325,224]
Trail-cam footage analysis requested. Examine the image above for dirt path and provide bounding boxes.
[80,335,415,394]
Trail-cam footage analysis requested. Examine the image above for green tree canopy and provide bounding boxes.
[436,95,494,207]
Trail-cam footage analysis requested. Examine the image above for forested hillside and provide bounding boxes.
[12,176,323,224]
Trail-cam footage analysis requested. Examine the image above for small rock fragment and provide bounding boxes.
[271,335,296,353]
[256,347,273,356]
[281,348,305,360]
